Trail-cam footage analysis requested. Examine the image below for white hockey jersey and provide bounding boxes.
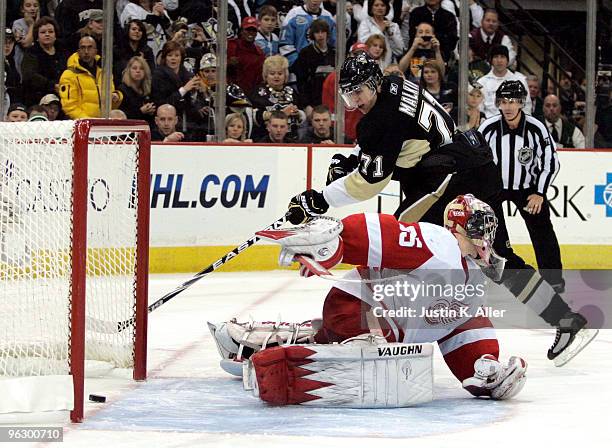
[334,213,487,344]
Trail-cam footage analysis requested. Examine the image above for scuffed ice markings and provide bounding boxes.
[82,377,511,437]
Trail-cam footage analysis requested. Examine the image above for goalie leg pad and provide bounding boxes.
[246,341,434,408]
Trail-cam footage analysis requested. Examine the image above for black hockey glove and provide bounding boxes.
[287,190,329,225]
[326,153,359,185]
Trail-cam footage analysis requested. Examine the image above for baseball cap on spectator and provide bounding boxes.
[350,42,369,55]
[488,44,509,62]
[39,94,61,106]
[89,9,104,22]
[29,114,49,122]
[200,53,217,69]
[8,103,27,114]
[241,17,259,30]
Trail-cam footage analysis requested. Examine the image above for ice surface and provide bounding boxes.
[2,271,611,447]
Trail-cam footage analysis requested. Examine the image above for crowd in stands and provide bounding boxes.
[1,0,608,148]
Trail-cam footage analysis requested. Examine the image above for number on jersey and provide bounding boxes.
[399,224,422,248]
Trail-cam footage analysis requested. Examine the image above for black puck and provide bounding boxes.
[89,394,106,403]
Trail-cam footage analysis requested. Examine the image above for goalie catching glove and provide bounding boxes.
[256,216,343,277]
[287,189,329,225]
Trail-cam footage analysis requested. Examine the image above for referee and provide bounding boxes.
[479,80,564,292]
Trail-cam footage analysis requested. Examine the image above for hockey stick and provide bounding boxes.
[86,213,289,334]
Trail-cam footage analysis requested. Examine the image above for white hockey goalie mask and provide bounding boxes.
[444,194,506,281]
[256,217,344,270]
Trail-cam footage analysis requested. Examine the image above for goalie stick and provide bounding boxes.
[87,214,289,334]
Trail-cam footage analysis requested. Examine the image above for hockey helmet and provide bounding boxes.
[495,80,527,106]
[226,83,252,108]
[444,194,505,280]
[339,53,382,110]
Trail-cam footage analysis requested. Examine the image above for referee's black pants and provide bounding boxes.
[497,189,564,286]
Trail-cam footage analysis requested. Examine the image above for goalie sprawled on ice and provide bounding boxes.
[209,195,527,407]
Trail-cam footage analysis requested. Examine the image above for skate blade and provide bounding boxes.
[554,329,599,367]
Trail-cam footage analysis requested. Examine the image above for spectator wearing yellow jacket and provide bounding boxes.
[59,36,122,119]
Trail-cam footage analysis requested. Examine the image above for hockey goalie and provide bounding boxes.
[209,195,527,407]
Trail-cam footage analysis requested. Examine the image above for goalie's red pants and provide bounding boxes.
[313,287,499,382]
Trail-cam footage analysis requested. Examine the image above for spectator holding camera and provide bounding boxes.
[408,0,457,62]
[398,22,445,82]
[151,40,201,131]
[250,55,306,141]
[168,21,208,74]
[357,0,404,69]
[543,94,585,149]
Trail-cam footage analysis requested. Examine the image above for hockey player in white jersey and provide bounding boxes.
[210,195,530,406]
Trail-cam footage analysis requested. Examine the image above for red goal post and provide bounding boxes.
[0,119,151,423]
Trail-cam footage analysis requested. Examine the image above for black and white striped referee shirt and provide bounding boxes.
[478,112,560,195]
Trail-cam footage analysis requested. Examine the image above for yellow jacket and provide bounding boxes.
[59,53,123,119]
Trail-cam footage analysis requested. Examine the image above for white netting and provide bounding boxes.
[0,121,141,380]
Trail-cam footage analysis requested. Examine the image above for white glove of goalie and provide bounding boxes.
[462,354,527,400]
[256,216,344,277]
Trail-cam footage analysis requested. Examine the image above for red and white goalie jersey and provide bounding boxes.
[327,213,488,345]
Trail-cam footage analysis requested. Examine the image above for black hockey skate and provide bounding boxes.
[547,311,598,367]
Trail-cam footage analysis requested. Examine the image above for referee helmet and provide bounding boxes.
[495,80,527,105]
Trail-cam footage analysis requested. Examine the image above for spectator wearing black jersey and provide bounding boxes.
[250,55,306,141]
[113,19,155,82]
[21,16,68,106]
[298,104,336,144]
[118,56,156,123]
[257,110,292,143]
[3,28,23,104]
[293,18,336,113]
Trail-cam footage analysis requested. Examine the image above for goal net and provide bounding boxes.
[0,119,150,422]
